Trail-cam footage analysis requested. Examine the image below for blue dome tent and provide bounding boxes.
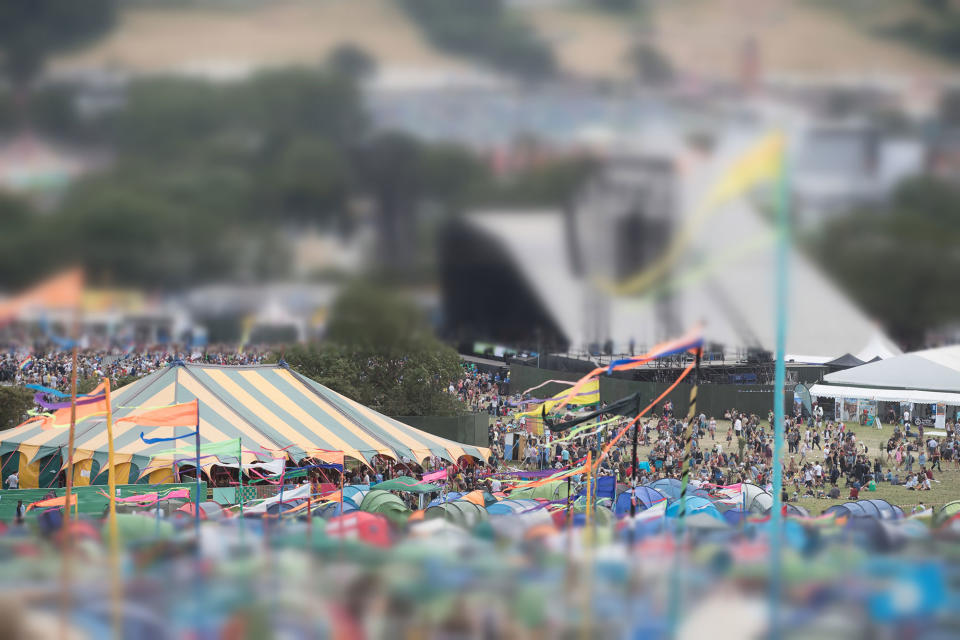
[614,487,667,518]
[646,478,682,501]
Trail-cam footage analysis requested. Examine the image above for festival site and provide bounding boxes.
[3,1,960,638]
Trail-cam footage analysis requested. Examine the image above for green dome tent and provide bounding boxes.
[359,489,410,525]
[371,476,441,493]
[423,500,489,528]
[509,481,570,501]
[934,500,960,527]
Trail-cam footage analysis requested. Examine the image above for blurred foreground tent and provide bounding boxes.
[0,362,489,489]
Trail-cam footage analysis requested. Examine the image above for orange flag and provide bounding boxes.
[320,490,342,503]
[43,390,109,429]
[27,495,68,511]
[117,400,198,427]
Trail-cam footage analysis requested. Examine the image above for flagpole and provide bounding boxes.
[104,377,122,640]
[59,337,79,640]
[194,401,201,547]
[237,438,245,544]
[769,140,790,640]
[667,346,701,638]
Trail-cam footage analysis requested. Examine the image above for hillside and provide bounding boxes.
[50,0,954,81]
[50,0,469,77]
[525,0,953,81]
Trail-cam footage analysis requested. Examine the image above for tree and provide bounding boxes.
[399,0,556,80]
[0,386,34,431]
[0,0,117,128]
[278,283,466,416]
[813,177,960,348]
[327,44,377,81]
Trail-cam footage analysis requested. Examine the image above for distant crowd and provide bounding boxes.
[479,375,960,505]
[0,345,270,391]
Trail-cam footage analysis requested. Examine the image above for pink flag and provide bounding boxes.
[422,468,447,483]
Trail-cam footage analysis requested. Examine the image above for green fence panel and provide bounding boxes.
[392,414,489,447]
[0,482,206,520]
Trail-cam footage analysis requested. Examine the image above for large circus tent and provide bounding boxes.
[0,362,489,488]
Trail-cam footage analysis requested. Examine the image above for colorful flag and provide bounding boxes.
[116,399,199,427]
[18,356,33,371]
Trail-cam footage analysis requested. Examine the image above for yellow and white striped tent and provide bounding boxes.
[0,362,489,488]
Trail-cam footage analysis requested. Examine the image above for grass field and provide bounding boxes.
[645,419,960,516]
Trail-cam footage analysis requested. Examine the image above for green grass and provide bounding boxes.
[494,413,960,516]
[665,420,960,516]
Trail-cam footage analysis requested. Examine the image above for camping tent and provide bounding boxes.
[742,484,774,514]
[371,476,440,493]
[424,500,489,528]
[326,512,392,547]
[174,501,225,521]
[811,346,960,405]
[485,499,543,516]
[934,500,960,527]
[0,363,489,489]
[428,492,463,507]
[665,496,723,520]
[646,478,682,501]
[613,487,667,518]
[311,500,354,519]
[824,499,903,520]
[359,490,410,523]
[509,480,569,501]
[576,475,616,502]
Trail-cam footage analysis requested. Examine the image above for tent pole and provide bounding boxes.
[59,337,79,640]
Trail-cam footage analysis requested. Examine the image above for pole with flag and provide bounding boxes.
[104,377,122,639]
[194,400,201,546]
[60,336,79,640]
[668,345,702,636]
[769,135,790,640]
[117,399,201,538]
[237,438,245,543]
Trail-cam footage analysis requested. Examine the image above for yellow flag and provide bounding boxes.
[607,131,785,296]
[704,131,785,209]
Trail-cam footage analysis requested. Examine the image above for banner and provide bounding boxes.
[793,384,812,417]
[936,403,946,430]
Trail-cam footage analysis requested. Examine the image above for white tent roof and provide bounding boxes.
[466,208,896,359]
[822,345,960,394]
[464,132,900,360]
[809,384,960,405]
[854,333,902,362]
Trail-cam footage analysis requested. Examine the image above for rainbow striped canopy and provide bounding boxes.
[0,363,489,481]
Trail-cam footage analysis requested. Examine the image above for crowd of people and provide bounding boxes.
[0,344,270,391]
[5,354,959,511]
[478,374,960,508]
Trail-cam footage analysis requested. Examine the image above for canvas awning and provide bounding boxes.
[809,384,960,405]
[821,345,960,395]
